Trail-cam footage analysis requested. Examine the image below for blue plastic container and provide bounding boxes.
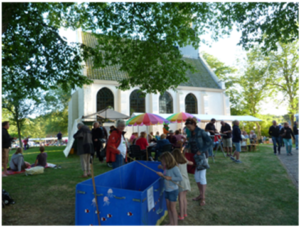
[75,161,168,225]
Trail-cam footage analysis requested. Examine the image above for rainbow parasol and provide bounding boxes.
[126,113,170,126]
[166,112,200,123]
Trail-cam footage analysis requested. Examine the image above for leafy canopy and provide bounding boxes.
[2,2,298,95]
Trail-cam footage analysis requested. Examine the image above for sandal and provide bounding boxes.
[184,214,187,217]
[80,175,88,178]
[200,199,206,206]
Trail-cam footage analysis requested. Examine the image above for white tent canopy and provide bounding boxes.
[131,113,262,122]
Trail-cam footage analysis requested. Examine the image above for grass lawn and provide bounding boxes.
[2,145,298,225]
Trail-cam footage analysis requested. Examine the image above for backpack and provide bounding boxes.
[2,189,15,208]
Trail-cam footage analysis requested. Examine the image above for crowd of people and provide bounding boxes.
[2,117,299,224]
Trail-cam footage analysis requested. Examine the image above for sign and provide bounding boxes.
[147,186,154,212]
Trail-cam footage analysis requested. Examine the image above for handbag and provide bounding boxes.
[194,153,210,171]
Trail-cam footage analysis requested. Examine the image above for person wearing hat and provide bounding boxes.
[166,130,177,148]
[205,118,218,157]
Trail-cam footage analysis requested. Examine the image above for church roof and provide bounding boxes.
[82,32,221,89]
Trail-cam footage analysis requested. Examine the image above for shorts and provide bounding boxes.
[165,189,179,202]
[194,169,207,185]
[233,142,241,152]
[223,138,232,148]
[2,148,9,166]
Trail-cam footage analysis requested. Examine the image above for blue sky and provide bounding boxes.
[60,28,289,116]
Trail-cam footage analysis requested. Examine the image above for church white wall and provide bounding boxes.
[205,92,224,115]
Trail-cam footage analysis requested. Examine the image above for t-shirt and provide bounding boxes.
[135,137,149,150]
[37,152,48,167]
[118,136,127,159]
[214,135,221,142]
[57,133,62,140]
[174,134,185,142]
[205,123,216,135]
[220,123,232,139]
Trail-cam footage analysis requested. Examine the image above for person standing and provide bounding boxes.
[2,121,15,177]
[184,117,212,206]
[280,122,295,155]
[205,118,217,157]
[278,124,284,147]
[99,122,108,141]
[57,131,62,146]
[220,120,232,157]
[293,121,298,150]
[106,120,128,169]
[231,120,243,163]
[156,152,183,225]
[269,120,281,155]
[91,121,104,162]
[73,123,94,178]
[172,149,192,220]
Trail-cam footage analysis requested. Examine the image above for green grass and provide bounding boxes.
[2,146,298,225]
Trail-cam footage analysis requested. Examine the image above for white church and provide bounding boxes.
[67,30,231,141]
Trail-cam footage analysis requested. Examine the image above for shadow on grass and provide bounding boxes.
[2,146,298,225]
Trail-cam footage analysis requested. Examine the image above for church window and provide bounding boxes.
[97,88,114,111]
[185,93,198,114]
[159,92,173,114]
[130,90,145,115]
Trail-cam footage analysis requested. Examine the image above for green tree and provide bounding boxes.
[2,97,36,148]
[201,51,247,115]
[267,42,299,125]
[2,2,298,95]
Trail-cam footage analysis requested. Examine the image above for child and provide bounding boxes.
[156,152,183,225]
[172,149,193,220]
[32,146,47,167]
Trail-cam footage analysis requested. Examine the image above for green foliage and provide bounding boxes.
[202,51,237,80]
[229,2,299,52]
[3,2,298,95]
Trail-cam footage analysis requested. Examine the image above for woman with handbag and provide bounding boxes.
[184,117,212,206]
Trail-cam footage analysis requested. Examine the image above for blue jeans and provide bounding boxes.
[271,136,281,154]
[112,154,124,169]
[295,135,298,150]
[283,138,293,154]
[279,136,284,147]
[208,144,213,157]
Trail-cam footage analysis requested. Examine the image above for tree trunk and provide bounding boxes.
[255,122,261,141]
[16,120,23,148]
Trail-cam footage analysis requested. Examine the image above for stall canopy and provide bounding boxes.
[64,109,129,157]
[131,113,262,122]
[82,108,129,121]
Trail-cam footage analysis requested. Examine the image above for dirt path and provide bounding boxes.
[277,147,298,188]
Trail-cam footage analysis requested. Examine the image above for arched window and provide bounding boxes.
[97,88,114,111]
[159,92,173,114]
[185,93,198,114]
[130,90,145,115]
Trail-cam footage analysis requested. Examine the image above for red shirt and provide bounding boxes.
[135,137,149,150]
[214,135,221,142]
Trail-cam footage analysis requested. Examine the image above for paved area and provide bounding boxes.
[276,147,298,189]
